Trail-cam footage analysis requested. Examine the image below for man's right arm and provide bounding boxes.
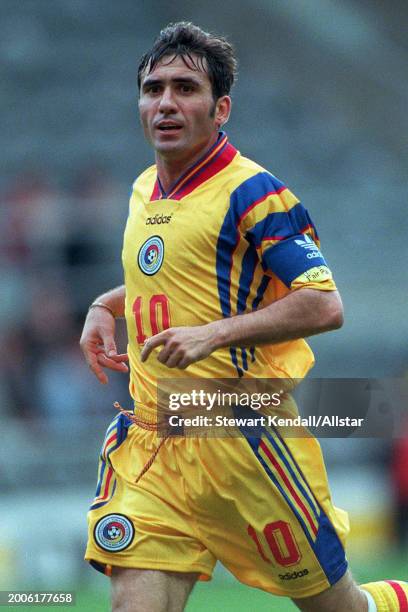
[79,285,129,384]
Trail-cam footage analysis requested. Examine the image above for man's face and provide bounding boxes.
[138,55,229,161]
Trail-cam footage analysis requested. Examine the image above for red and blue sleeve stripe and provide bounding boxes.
[216,172,290,375]
[216,172,285,320]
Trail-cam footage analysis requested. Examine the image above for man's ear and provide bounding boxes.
[215,96,232,128]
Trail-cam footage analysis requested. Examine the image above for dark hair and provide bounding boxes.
[137,22,237,100]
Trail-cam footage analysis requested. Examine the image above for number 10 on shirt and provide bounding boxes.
[133,295,171,344]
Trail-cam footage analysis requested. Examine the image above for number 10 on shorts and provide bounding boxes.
[248,520,302,567]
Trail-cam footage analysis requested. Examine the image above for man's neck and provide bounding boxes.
[155,132,219,195]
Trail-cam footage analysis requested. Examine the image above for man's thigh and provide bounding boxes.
[111,567,198,612]
[292,570,367,612]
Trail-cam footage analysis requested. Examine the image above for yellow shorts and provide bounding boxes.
[85,409,349,599]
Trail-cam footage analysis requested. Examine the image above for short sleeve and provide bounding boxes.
[235,172,336,291]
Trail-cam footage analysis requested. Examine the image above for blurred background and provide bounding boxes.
[0,0,407,609]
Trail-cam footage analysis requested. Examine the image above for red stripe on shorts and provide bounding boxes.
[259,440,318,537]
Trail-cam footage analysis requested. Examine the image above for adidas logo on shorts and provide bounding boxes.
[278,569,309,580]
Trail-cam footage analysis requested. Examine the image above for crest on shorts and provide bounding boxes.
[94,514,135,552]
[138,235,164,275]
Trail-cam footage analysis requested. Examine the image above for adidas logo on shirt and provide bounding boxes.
[146,214,173,225]
[295,235,323,259]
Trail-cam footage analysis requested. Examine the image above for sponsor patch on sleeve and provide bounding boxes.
[292,265,333,285]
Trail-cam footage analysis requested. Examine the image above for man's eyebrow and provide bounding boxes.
[172,77,202,85]
[142,76,202,89]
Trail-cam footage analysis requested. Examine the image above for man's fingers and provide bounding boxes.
[177,357,191,370]
[156,343,173,365]
[104,339,118,357]
[95,348,128,361]
[106,353,128,362]
[87,353,109,384]
[140,332,168,362]
[97,353,129,372]
[84,348,128,385]
[163,351,184,369]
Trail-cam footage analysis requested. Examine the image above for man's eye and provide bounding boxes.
[180,84,193,93]
[146,86,161,94]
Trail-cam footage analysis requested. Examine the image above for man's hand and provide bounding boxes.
[140,323,220,369]
[80,306,128,384]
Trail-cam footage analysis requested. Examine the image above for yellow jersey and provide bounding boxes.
[122,132,335,413]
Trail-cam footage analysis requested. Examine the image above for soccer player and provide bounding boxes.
[80,22,407,612]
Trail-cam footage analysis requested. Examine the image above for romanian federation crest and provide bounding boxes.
[138,235,164,275]
[94,514,134,552]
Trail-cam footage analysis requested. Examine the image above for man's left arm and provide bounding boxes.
[141,288,343,369]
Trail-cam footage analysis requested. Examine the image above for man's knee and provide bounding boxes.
[111,567,198,612]
[292,571,368,612]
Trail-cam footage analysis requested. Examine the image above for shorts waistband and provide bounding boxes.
[114,401,166,430]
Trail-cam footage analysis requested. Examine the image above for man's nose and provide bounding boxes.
[158,87,177,113]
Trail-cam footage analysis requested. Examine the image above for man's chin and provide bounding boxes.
[154,139,185,157]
